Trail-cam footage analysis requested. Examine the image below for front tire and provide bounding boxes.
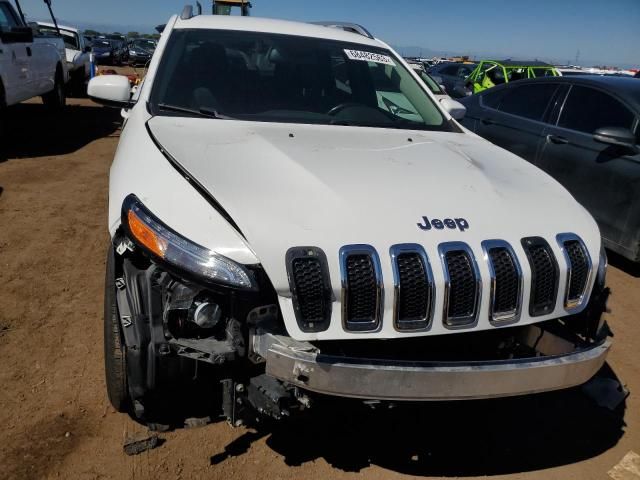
[42,67,66,110]
[104,245,130,412]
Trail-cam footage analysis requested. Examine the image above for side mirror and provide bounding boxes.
[87,75,132,107]
[0,26,34,44]
[593,127,639,153]
[439,97,467,120]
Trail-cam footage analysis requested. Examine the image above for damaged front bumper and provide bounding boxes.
[252,327,611,401]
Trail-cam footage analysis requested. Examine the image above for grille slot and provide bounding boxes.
[522,238,559,317]
[483,241,522,323]
[557,234,592,311]
[391,245,434,331]
[340,246,383,332]
[286,247,332,333]
[440,243,481,327]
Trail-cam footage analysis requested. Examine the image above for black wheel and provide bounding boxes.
[42,67,66,110]
[104,245,130,412]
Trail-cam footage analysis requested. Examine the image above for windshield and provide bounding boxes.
[134,39,156,50]
[94,40,111,48]
[149,29,451,131]
[37,26,80,49]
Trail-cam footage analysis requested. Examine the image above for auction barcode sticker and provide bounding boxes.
[344,49,396,66]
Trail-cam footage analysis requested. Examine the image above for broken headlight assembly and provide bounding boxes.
[121,194,255,290]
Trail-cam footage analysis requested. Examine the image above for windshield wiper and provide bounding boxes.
[156,103,233,120]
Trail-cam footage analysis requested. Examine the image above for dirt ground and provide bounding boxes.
[0,91,638,480]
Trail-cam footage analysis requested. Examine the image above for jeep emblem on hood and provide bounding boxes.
[418,216,469,232]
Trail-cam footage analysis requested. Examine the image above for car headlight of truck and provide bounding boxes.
[122,195,254,290]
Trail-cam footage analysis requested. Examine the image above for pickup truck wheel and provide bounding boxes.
[42,69,66,110]
[104,245,130,412]
[73,71,87,98]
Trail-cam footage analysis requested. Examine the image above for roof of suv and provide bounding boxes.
[172,15,383,48]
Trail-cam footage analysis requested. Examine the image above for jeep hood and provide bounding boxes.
[147,116,598,297]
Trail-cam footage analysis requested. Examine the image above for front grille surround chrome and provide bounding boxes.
[390,244,435,332]
[438,242,482,329]
[556,233,592,313]
[521,237,560,317]
[481,240,523,325]
[285,246,333,333]
[339,244,384,333]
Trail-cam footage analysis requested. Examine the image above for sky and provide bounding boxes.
[17,0,640,67]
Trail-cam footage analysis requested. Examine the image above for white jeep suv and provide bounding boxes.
[89,7,611,423]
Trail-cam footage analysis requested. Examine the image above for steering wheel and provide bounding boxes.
[326,102,366,116]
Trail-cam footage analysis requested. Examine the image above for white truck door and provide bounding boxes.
[0,2,32,104]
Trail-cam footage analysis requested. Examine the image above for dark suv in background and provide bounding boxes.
[461,76,640,263]
[428,62,477,97]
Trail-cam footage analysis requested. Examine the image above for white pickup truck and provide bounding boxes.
[37,21,90,96]
[0,0,67,134]
[89,7,612,426]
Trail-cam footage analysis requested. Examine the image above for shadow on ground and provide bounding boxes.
[607,249,640,278]
[0,102,122,161]
[207,365,626,477]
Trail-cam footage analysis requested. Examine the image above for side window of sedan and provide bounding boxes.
[497,83,558,121]
[558,86,635,134]
[480,88,507,110]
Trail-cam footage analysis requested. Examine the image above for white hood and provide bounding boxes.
[147,116,600,340]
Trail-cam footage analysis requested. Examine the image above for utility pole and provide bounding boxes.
[575,49,580,66]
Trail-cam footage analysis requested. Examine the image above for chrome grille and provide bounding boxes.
[522,237,559,317]
[483,240,522,324]
[390,244,434,331]
[439,243,481,328]
[287,235,582,335]
[340,245,383,332]
[557,234,592,312]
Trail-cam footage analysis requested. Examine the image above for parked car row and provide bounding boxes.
[92,36,157,66]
